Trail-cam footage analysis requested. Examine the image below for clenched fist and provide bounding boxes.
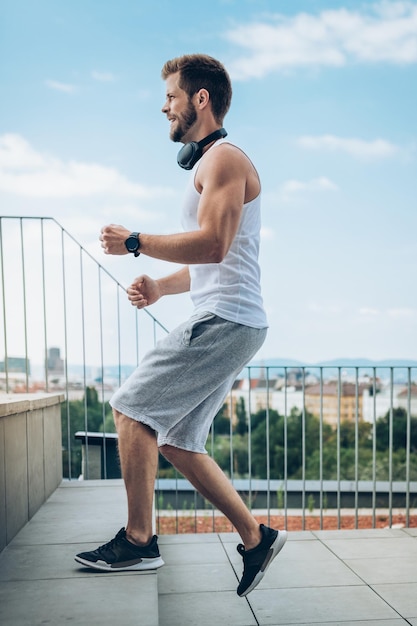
[127,275,161,309]
[100,224,131,255]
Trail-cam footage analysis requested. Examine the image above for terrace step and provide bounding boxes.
[0,481,159,626]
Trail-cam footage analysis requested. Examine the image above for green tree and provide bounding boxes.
[371,407,417,480]
[376,407,417,452]
[235,397,247,436]
[250,407,281,478]
[61,387,113,478]
[250,407,325,479]
[212,403,232,435]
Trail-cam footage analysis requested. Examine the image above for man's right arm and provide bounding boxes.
[127,266,190,309]
[157,266,190,296]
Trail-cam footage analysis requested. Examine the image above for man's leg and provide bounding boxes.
[160,444,287,596]
[74,410,163,571]
[160,445,262,549]
[114,410,158,546]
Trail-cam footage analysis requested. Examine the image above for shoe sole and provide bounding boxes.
[74,555,165,572]
[238,530,288,597]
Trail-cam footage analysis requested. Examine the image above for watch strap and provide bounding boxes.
[132,232,140,257]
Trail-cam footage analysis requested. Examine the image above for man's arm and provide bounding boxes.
[157,265,190,295]
[101,144,247,265]
[127,266,190,309]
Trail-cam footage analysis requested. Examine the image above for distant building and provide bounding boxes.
[47,347,64,375]
[0,356,30,374]
[361,384,403,422]
[270,388,305,415]
[305,382,366,425]
[397,384,417,417]
[231,376,305,420]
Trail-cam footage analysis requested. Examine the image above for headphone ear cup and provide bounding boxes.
[177,129,227,170]
[177,142,202,170]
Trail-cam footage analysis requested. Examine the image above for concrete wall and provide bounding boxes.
[0,393,64,552]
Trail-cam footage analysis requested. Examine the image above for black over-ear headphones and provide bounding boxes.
[177,128,227,170]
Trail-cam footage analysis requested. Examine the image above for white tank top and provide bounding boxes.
[181,140,268,329]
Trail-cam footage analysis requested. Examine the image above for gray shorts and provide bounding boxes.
[109,311,267,453]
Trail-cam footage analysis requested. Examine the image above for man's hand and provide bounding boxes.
[127,275,161,309]
[100,224,132,255]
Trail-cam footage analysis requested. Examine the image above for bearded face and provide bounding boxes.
[170,98,197,142]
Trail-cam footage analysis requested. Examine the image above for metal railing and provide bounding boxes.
[156,364,416,531]
[1,216,416,529]
[0,216,168,479]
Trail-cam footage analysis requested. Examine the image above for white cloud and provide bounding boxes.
[260,226,275,240]
[359,307,380,316]
[298,135,400,160]
[281,176,338,198]
[45,79,77,93]
[91,71,116,82]
[358,307,416,319]
[387,307,416,317]
[264,176,338,205]
[61,204,162,242]
[309,302,342,315]
[0,134,44,169]
[0,134,174,199]
[225,1,417,79]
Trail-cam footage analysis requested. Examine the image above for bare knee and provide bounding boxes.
[159,444,188,468]
[113,411,156,438]
[113,409,133,432]
[113,409,122,431]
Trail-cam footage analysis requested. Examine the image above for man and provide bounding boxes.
[75,54,287,597]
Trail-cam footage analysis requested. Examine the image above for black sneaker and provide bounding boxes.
[75,528,165,572]
[237,524,287,596]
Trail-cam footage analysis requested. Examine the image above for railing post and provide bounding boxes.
[405,367,411,527]
[265,367,271,526]
[319,366,324,530]
[337,367,341,529]
[389,367,394,526]
[372,367,377,527]
[283,367,288,529]
[0,218,9,393]
[354,367,359,529]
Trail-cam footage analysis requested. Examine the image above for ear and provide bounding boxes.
[196,88,210,110]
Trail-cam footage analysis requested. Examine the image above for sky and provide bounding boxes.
[0,0,416,364]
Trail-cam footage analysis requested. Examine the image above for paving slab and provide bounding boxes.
[0,480,158,626]
[2,481,417,626]
[159,589,257,626]
[344,555,417,584]
[0,576,158,626]
[371,582,417,619]
[269,621,408,626]
[248,585,400,625]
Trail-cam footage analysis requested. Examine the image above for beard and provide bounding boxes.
[170,99,197,142]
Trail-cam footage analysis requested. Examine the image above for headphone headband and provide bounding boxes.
[177,128,227,170]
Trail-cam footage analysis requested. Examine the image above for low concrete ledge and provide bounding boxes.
[0,393,64,552]
[0,393,66,417]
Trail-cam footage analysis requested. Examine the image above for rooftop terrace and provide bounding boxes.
[1,217,417,624]
[1,480,417,626]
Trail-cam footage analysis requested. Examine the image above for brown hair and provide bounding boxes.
[161,54,232,124]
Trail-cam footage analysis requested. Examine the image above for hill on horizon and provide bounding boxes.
[250,357,417,369]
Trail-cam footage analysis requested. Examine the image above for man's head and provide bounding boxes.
[161,54,232,127]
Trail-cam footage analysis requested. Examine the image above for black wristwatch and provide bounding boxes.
[124,232,141,257]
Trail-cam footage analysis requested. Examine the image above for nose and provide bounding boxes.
[161,99,169,114]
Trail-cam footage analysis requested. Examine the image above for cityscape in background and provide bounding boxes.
[1,346,416,425]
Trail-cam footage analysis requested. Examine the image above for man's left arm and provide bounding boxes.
[100,147,245,265]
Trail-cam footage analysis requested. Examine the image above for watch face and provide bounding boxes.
[125,235,139,252]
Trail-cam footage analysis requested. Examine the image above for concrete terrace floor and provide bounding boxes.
[1,481,417,626]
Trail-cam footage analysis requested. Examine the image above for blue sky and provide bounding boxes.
[1,0,416,363]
